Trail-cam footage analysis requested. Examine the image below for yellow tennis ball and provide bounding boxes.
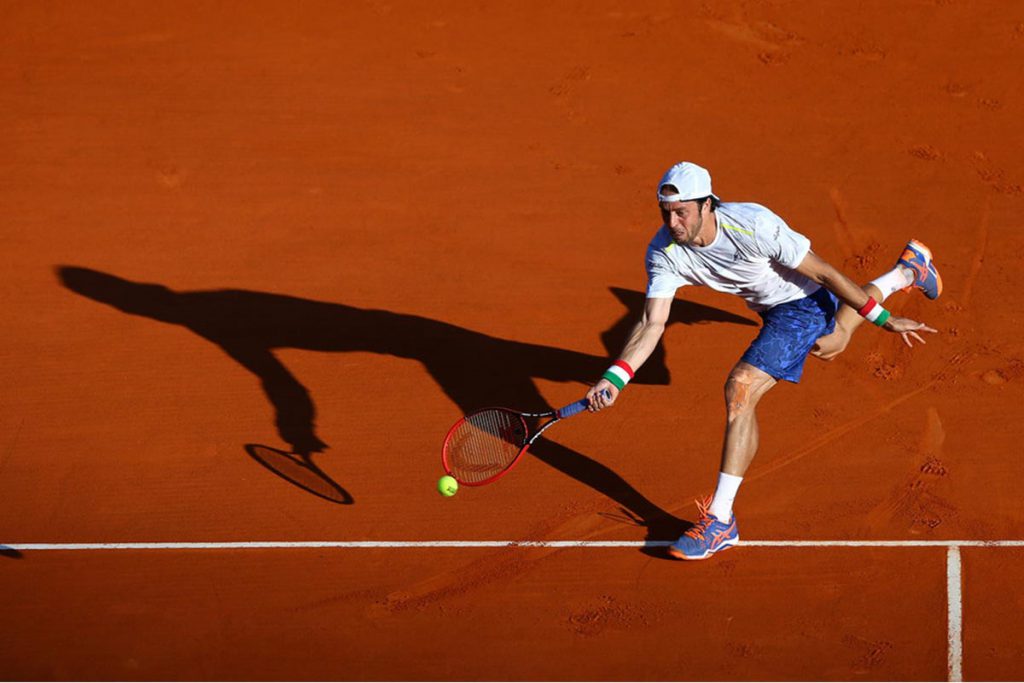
[437,475,459,497]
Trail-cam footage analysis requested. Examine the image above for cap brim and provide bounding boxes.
[658,192,720,203]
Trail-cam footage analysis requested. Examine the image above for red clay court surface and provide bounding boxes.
[3,2,1024,680]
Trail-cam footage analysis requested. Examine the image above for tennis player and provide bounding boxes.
[586,161,941,560]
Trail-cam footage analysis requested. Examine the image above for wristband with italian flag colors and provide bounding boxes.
[602,360,635,390]
[857,297,891,327]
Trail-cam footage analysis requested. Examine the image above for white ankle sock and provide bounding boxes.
[709,472,743,522]
[870,266,913,301]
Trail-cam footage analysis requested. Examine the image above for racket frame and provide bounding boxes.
[441,396,592,486]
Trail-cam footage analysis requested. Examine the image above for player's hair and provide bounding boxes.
[694,195,720,211]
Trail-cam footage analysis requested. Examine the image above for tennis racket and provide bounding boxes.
[441,391,605,487]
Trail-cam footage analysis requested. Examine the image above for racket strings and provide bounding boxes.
[445,409,527,484]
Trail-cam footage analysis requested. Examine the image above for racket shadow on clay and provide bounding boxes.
[244,444,353,504]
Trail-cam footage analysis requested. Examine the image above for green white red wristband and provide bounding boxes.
[602,360,635,391]
[858,297,891,327]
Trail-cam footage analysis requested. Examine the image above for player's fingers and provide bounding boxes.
[903,319,938,333]
[597,389,617,411]
[900,329,928,347]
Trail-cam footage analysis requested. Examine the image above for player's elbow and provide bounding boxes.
[795,252,840,287]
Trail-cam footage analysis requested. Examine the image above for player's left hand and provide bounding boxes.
[882,316,938,347]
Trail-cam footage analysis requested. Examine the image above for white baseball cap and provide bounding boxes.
[657,162,720,203]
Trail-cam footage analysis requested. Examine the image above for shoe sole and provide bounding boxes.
[667,538,740,561]
[907,239,933,262]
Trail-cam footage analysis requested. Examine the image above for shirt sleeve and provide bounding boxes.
[755,210,811,269]
[645,245,684,298]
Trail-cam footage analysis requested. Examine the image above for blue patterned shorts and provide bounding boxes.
[740,287,839,383]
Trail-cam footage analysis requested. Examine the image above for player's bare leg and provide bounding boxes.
[813,240,942,360]
[668,361,774,561]
[810,241,942,360]
[720,362,778,477]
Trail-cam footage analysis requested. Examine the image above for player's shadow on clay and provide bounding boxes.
[57,266,756,541]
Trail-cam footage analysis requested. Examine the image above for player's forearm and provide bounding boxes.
[804,261,871,311]
[616,318,666,371]
[589,318,663,406]
[820,270,873,310]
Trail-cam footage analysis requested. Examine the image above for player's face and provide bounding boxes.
[660,199,705,245]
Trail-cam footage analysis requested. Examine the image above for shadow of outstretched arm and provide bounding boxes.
[220,345,326,456]
[56,266,747,535]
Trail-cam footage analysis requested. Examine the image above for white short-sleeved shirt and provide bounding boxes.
[645,202,817,312]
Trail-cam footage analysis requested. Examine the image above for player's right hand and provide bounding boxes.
[586,380,619,412]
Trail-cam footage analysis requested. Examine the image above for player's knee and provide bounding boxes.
[724,374,755,421]
[811,347,838,362]
[812,335,848,362]
[724,365,777,421]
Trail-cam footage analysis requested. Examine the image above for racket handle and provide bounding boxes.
[556,390,609,419]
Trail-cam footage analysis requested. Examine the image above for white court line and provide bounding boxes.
[1,539,1023,550]
[947,546,964,682]
[3,539,1007,683]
